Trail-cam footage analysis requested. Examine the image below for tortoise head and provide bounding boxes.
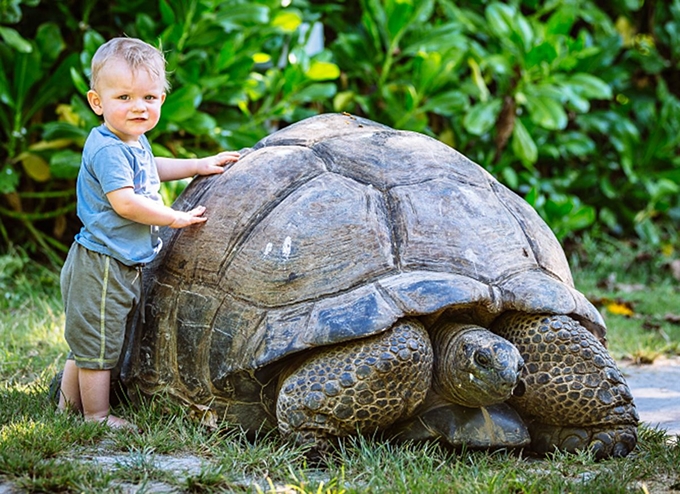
[431,322,524,408]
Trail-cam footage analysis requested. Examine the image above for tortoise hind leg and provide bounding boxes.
[276,318,433,460]
[492,312,639,459]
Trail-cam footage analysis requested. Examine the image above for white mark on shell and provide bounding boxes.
[263,242,273,257]
[282,236,292,258]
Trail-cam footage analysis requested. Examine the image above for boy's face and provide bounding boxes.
[87,57,166,145]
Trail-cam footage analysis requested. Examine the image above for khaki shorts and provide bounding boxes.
[61,243,142,370]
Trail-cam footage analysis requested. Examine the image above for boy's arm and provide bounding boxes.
[107,186,207,229]
[155,151,240,182]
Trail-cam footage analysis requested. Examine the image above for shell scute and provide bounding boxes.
[389,178,537,281]
[222,172,395,306]
[163,145,327,285]
[314,130,489,189]
[378,271,500,320]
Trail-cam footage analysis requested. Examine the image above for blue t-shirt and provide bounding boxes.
[75,125,164,266]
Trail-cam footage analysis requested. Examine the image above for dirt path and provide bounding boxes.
[621,356,680,437]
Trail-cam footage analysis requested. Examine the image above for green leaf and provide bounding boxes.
[421,90,469,116]
[463,98,502,136]
[468,58,490,102]
[35,23,64,64]
[81,30,105,81]
[42,122,89,141]
[568,73,612,100]
[485,2,533,51]
[565,204,596,231]
[361,3,384,54]
[385,0,415,45]
[546,5,576,36]
[599,177,617,199]
[83,30,105,57]
[0,26,32,53]
[524,94,567,130]
[181,111,217,136]
[70,67,89,96]
[634,218,660,245]
[413,51,441,93]
[501,166,518,189]
[559,84,590,112]
[305,61,340,81]
[0,55,13,108]
[293,83,336,104]
[50,150,82,180]
[511,118,537,166]
[19,152,50,182]
[158,0,176,25]
[524,186,540,207]
[272,10,302,33]
[514,13,534,52]
[545,198,573,219]
[0,164,19,193]
[12,48,43,117]
[333,91,355,112]
[559,131,596,157]
[485,3,513,38]
[161,85,202,123]
[25,53,79,125]
[525,41,558,68]
[216,4,270,32]
[403,23,466,55]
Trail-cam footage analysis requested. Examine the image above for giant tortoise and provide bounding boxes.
[120,113,638,459]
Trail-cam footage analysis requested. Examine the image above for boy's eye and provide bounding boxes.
[145,95,158,101]
[118,95,130,101]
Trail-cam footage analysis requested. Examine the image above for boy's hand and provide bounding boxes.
[196,151,240,176]
[168,205,208,228]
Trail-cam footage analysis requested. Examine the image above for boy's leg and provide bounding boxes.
[79,368,135,428]
[58,359,82,413]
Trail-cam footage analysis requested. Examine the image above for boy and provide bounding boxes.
[58,37,239,428]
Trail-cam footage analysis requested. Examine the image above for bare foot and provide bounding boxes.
[86,414,139,431]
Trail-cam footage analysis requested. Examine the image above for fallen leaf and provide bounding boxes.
[615,283,646,293]
[590,296,636,317]
[670,259,680,282]
[663,313,680,325]
[606,301,635,317]
[188,403,219,430]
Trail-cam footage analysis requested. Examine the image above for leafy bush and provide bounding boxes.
[0,0,678,262]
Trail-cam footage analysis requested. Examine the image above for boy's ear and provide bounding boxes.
[87,90,103,115]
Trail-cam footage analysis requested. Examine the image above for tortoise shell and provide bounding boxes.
[122,113,604,430]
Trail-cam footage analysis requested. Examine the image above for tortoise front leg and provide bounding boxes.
[492,312,639,459]
[276,318,433,459]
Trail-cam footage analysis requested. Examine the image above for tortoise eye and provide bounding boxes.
[474,349,493,368]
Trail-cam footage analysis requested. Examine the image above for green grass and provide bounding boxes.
[570,234,680,362]
[1,241,679,493]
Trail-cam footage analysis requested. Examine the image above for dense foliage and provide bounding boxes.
[0,0,678,264]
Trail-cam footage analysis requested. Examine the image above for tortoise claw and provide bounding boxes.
[529,423,638,459]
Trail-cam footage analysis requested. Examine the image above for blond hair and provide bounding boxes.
[90,37,169,92]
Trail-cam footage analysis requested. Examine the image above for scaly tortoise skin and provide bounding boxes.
[120,113,638,459]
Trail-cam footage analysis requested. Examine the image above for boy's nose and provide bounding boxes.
[131,99,146,111]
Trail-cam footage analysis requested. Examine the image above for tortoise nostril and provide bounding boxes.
[500,369,520,387]
[512,380,526,397]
